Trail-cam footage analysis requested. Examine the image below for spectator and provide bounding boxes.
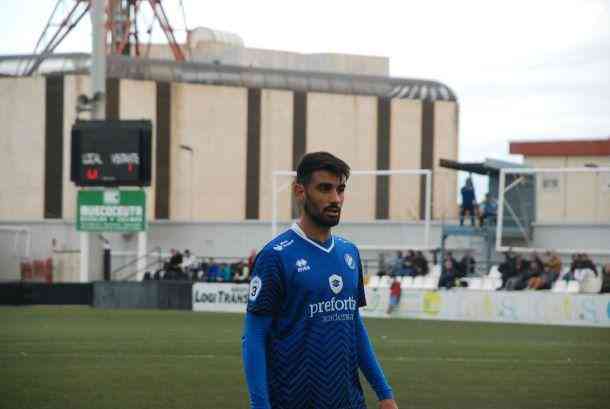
[167,248,183,278]
[182,249,198,280]
[503,256,530,290]
[439,258,458,289]
[458,250,476,276]
[234,261,250,283]
[401,258,417,277]
[499,251,517,288]
[601,264,610,293]
[478,193,497,227]
[207,259,220,282]
[389,251,404,275]
[460,177,477,226]
[387,277,402,314]
[220,263,232,282]
[525,252,546,289]
[247,249,257,272]
[413,251,429,276]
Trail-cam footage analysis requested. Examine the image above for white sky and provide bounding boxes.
[2,0,609,174]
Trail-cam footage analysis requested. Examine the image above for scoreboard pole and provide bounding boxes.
[80,0,106,283]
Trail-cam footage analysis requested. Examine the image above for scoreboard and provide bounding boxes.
[71,120,152,187]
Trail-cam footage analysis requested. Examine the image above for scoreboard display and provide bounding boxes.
[71,120,152,187]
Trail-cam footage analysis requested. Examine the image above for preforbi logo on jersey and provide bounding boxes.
[329,274,343,294]
[344,253,355,270]
[249,276,262,301]
[296,258,311,272]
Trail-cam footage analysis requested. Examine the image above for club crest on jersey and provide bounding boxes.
[296,258,310,272]
[249,276,262,301]
[344,253,356,270]
[329,274,343,294]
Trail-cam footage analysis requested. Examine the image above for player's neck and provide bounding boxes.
[298,216,332,244]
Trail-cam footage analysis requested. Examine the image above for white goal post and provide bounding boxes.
[271,169,433,250]
[496,166,610,256]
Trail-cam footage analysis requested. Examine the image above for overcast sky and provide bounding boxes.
[2,0,609,169]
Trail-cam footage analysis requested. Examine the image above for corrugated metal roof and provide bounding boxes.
[0,53,458,102]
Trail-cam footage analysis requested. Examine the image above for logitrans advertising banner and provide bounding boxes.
[362,287,610,327]
[192,283,249,312]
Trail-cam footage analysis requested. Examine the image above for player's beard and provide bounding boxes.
[303,193,341,228]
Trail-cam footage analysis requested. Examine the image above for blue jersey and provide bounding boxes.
[247,223,368,409]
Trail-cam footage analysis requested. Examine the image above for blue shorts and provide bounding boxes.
[389,295,400,306]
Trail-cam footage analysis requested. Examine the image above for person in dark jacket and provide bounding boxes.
[460,177,477,226]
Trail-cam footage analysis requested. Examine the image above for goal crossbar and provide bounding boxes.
[271,169,433,250]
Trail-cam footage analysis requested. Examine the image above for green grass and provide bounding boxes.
[1,306,610,409]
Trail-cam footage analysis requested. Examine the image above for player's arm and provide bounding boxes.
[354,247,398,408]
[355,312,396,407]
[241,249,284,409]
[242,312,272,409]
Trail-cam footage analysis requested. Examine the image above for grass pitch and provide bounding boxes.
[1,306,609,409]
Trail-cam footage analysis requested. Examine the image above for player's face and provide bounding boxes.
[300,170,346,228]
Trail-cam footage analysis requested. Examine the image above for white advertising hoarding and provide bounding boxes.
[192,283,249,312]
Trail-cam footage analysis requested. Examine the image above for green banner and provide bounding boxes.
[77,190,146,232]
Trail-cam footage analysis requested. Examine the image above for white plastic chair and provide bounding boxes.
[401,276,414,289]
[492,278,503,290]
[431,264,442,277]
[581,271,602,294]
[379,275,392,287]
[423,274,439,290]
[552,280,567,293]
[482,277,495,291]
[566,280,580,294]
[468,277,483,290]
[413,275,425,290]
[489,265,501,279]
[367,275,380,287]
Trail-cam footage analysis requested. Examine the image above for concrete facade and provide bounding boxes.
[524,156,610,223]
[0,77,46,219]
[390,99,422,220]
[433,101,459,220]
[307,92,378,221]
[170,83,248,221]
[259,89,293,221]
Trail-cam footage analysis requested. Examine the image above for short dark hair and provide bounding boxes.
[296,152,350,185]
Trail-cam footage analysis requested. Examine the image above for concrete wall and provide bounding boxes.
[259,89,293,221]
[434,101,459,219]
[120,79,157,220]
[0,77,46,220]
[525,156,610,223]
[390,99,422,220]
[307,93,377,221]
[170,83,248,220]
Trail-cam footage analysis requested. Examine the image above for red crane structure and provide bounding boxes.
[24,0,186,76]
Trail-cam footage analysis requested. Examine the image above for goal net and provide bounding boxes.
[270,169,433,251]
[496,167,610,260]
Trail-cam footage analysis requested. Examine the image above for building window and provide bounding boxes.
[541,175,560,192]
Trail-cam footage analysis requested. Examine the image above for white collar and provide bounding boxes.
[290,222,335,253]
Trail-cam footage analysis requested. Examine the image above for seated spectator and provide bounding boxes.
[389,251,404,275]
[499,251,517,288]
[458,250,476,276]
[504,256,530,290]
[182,249,198,280]
[460,177,477,226]
[478,193,497,227]
[401,258,418,277]
[220,263,232,282]
[601,264,610,293]
[207,259,220,282]
[413,251,429,276]
[234,261,250,283]
[525,252,546,289]
[166,248,183,279]
[439,258,458,289]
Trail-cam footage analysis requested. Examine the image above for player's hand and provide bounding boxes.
[379,398,398,409]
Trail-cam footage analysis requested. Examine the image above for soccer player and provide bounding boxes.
[242,152,398,409]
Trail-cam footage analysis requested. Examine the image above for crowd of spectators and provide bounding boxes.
[380,250,429,277]
[498,250,602,291]
[143,248,255,283]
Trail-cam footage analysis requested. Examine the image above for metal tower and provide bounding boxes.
[24,0,186,76]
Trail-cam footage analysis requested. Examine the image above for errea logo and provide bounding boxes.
[296,258,311,272]
[273,240,294,251]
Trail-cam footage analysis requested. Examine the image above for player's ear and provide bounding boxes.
[293,180,305,203]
